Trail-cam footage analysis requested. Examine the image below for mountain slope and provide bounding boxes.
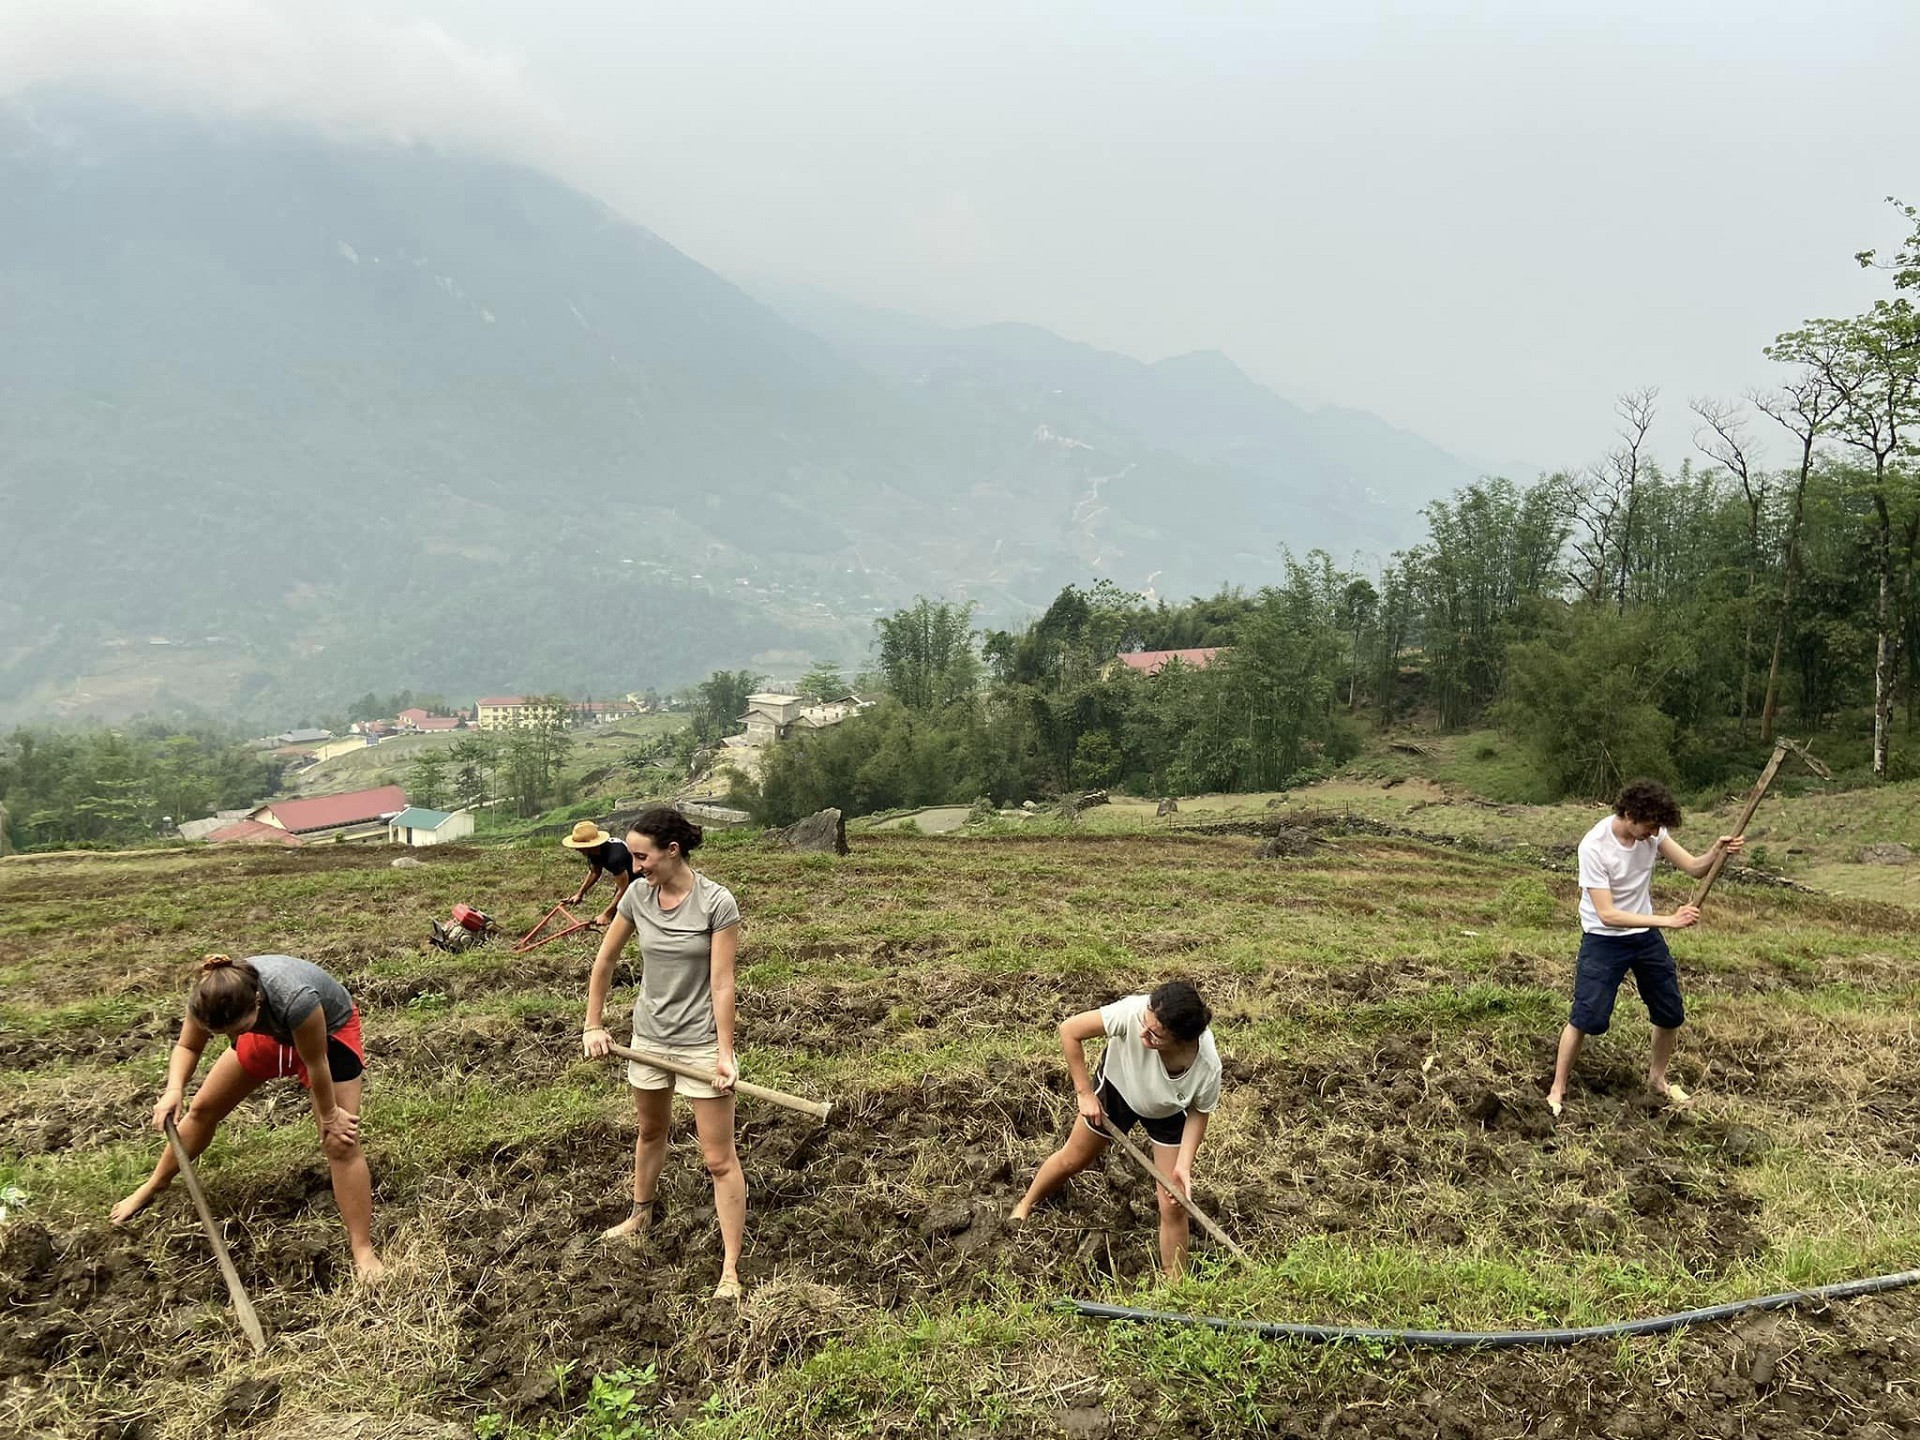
[1,99,1482,723]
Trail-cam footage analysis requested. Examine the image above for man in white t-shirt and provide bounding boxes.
[1545,778,1742,1117]
[1010,980,1222,1278]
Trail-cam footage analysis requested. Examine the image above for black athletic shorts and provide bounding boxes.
[1083,1073,1187,1147]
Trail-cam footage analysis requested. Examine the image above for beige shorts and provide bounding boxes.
[626,1038,726,1099]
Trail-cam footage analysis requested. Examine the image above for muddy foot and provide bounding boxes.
[1546,1095,1564,1119]
[601,1202,654,1241]
[110,1183,160,1226]
[1658,1082,1694,1110]
[353,1252,387,1284]
[711,1276,742,1302]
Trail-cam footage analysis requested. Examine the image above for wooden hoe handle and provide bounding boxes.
[1690,737,1826,911]
[605,1041,832,1122]
[1096,1117,1252,1265]
[164,1117,269,1354]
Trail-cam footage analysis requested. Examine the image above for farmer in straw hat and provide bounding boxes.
[561,819,636,927]
[111,954,384,1281]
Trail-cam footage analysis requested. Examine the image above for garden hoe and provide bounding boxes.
[1096,1118,1251,1265]
[602,1041,832,1122]
[163,1117,269,1355]
[1691,737,1831,911]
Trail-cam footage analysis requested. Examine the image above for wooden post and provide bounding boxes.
[604,1042,831,1122]
[164,1118,269,1355]
[1096,1118,1252,1265]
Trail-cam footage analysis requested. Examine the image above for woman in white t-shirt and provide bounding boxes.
[583,806,746,1301]
[1010,980,1221,1278]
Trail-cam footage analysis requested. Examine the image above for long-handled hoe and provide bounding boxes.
[602,1041,832,1122]
[1096,1118,1251,1265]
[1690,736,1831,911]
[163,1117,269,1355]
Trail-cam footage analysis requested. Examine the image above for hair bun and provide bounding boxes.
[198,953,235,973]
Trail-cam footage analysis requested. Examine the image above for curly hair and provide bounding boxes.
[1147,980,1213,1042]
[1614,778,1681,830]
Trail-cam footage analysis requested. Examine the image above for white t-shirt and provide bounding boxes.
[1576,816,1667,935]
[1096,994,1221,1118]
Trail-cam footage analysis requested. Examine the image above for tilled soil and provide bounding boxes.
[5,836,1920,1438]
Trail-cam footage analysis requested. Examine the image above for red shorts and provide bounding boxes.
[234,1008,365,1089]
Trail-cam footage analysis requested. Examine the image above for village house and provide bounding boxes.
[736,693,805,744]
[388,708,462,734]
[308,735,375,764]
[729,692,872,747]
[1102,647,1226,679]
[241,784,407,839]
[388,806,475,847]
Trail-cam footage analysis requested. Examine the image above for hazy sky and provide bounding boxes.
[9,0,1918,469]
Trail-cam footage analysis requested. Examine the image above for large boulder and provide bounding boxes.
[1857,842,1912,866]
[767,808,848,855]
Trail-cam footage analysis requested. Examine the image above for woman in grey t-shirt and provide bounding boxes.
[583,806,745,1300]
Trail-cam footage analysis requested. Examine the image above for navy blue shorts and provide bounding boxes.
[1569,929,1684,1035]
[1083,1074,1188,1147]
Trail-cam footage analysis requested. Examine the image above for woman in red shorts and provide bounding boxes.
[111,954,383,1281]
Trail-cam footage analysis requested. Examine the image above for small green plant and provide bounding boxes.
[577,1364,659,1440]
[407,989,449,1011]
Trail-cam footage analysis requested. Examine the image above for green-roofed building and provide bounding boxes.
[388,806,474,848]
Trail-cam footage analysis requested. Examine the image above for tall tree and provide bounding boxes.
[1773,306,1920,777]
[1751,366,1844,741]
[1691,398,1769,736]
[875,598,980,710]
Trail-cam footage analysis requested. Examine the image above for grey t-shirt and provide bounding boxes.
[247,955,354,1044]
[615,872,742,1046]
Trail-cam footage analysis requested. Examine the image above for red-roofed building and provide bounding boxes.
[397,708,431,729]
[1108,647,1226,677]
[415,716,462,731]
[247,784,407,836]
[206,820,305,847]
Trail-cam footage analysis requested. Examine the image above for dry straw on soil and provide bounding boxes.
[3,829,1919,1438]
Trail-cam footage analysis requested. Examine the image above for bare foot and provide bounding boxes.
[601,1202,654,1241]
[711,1275,742,1302]
[1007,1205,1030,1224]
[1657,1081,1693,1110]
[110,1183,160,1226]
[353,1251,387,1284]
[1546,1094,1564,1119]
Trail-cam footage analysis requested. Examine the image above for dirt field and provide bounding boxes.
[4,826,1919,1438]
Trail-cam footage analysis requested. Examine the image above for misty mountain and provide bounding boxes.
[0,98,1481,724]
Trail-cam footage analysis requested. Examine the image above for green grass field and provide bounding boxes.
[4,787,1920,1437]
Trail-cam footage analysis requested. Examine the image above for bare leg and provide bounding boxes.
[1648,1026,1688,1104]
[1151,1141,1191,1280]
[321,1075,383,1281]
[690,1093,745,1297]
[111,1050,260,1224]
[1011,1120,1110,1219]
[603,1086,672,1239]
[1545,1024,1586,1116]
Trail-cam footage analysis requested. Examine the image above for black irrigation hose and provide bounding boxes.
[1065,1267,1920,1349]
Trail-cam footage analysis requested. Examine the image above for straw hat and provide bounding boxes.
[561,820,612,849]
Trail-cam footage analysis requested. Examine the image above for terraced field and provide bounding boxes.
[3,822,1918,1438]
